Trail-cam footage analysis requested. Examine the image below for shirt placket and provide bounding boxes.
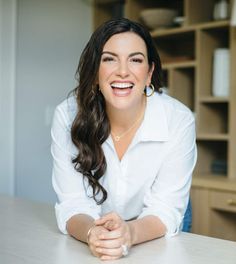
[115,157,128,212]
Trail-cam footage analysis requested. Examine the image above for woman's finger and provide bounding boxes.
[96,246,122,257]
[100,255,121,261]
[88,226,110,257]
[88,225,108,243]
[98,228,122,240]
[104,220,120,230]
[94,236,123,249]
[95,212,121,226]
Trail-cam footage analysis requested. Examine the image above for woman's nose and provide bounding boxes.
[116,61,130,78]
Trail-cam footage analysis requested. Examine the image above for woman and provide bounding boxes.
[51,18,197,260]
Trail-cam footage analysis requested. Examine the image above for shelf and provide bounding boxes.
[195,140,228,176]
[169,67,195,110]
[151,26,195,38]
[154,30,195,63]
[199,97,229,103]
[198,20,230,30]
[198,26,229,97]
[162,60,196,69]
[192,174,236,192]
[198,102,228,134]
[197,134,229,141]
[126,0,184,22]
[151,20,230,38]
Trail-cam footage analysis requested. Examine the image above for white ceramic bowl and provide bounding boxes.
[140,8,178,29]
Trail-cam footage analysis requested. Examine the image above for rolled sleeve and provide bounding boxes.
[54,197,100,234]
[138,111,197,237]
[51,104,101,234]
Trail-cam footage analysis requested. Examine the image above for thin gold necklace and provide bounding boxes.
[111,101,146,142]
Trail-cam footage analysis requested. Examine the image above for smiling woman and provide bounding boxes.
[99,32,152,112]
[51,18,197,261]
[98,31,152,154]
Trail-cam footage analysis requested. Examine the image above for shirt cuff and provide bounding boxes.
[55,200,101,234]
[138,207,182,237]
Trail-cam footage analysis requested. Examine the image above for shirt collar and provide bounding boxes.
[137,92,169,142]
[105,92,169,148]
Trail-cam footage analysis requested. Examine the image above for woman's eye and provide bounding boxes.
[131,58,143,63]
[102,56,115,62]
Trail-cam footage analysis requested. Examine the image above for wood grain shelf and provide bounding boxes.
[197,134,229,141]
[192,174,236,192]
[151,21,230,38]
[151,26,195,38]
[199,97,229,103]
[198,20,230,30]
[162,60,196,70]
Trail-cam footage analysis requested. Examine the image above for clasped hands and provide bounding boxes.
[87,212,132,261]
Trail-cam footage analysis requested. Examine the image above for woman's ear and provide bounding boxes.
[147,62,155,84]
[150,62,155,74]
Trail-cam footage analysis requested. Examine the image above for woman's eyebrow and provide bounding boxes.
[101,51,145,57]
[101,51,117,56]
[129,52,145,58]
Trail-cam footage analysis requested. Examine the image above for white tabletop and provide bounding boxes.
[1,195,236,264]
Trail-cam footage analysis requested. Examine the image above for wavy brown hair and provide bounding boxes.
[71,18,163,204]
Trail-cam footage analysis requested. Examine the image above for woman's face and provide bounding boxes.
[98,32,154,113]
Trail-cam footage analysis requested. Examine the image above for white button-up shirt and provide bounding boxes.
[51,92,197,237]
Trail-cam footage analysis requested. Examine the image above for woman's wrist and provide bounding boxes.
[127,222,135,247]
[86,224,96,244]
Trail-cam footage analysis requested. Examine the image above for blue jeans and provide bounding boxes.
[182,199,192,232]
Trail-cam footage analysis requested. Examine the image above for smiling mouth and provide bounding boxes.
[111,82,134,89]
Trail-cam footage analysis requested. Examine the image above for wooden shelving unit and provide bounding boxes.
[93,0,236,241]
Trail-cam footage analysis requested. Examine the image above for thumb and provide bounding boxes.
[104,220,120,230]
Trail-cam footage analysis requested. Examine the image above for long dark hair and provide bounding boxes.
[71,18,163,204]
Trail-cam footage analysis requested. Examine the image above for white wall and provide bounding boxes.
[0,0,16,196]
[0,0,92,203]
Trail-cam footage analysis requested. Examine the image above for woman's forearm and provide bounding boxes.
[66,213,166,247]
[128,215,166,246]
[66,214,95,243]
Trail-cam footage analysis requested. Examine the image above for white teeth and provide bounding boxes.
[111,83,133,89]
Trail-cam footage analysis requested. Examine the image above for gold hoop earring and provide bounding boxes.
[145,84,155,97]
